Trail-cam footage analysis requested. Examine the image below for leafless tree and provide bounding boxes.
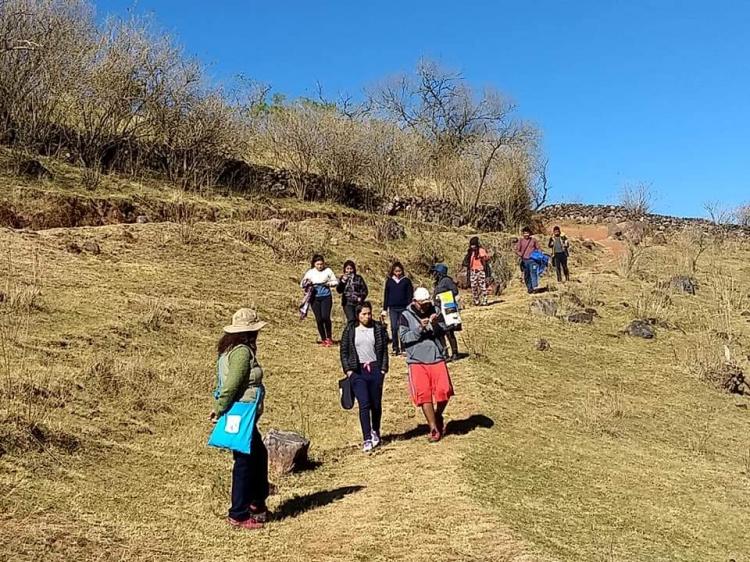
[703,200,733,225]
[619,181,655,215]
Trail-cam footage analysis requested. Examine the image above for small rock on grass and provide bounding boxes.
[567,310,595,324]
[535,338,551,351]
[529,298,558,317]
[625,319,656,339]
[82,240,101,255]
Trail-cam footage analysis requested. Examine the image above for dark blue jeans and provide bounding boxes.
[388,307,406,353]
[229,427,269,521]
[351,364,384,441]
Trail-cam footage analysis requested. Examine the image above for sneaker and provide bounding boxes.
[228,516,264,530]
[371,431,381,448]
[325,338,334,347]
[427,428,442,443]
[363,439,374,453]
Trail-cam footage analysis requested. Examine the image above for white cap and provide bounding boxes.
[413,287,431,303]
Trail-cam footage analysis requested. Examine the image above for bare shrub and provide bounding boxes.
[674,227,710,275]
[140,298,172,332]
[631,288,673,323]
[617,240,645,278]
[619,181,655,215]
[734,203,750,227]
[81,165,101,190]
[703,200,733,225]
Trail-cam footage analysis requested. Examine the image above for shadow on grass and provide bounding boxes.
[294,459,323,473]
[274,485,365,520]
[383,413,495,443]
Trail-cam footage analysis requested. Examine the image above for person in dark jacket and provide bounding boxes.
[432,263,462,362]
[337,260,369,324]
[340,301,389,453]
[548,225,570,282]
[381,261,414,356]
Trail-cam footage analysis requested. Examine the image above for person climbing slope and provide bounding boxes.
[300,254,338,346]
[515,227,541,293]
[340,301,389,453]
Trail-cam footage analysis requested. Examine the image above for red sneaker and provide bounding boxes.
[427,428,442,443]
[228,516,264,530]
[324,338,334,347]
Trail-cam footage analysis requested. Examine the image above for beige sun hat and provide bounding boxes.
[223,308,267,333]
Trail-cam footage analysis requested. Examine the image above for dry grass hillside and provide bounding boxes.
[1,164,750,561]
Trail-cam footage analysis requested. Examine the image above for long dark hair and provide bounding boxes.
[465,236,480,265]
[311,254,325,268]
[217,331,257,355]
[388,261,405,277]
[355,301,373,326]
[343,259,357,274]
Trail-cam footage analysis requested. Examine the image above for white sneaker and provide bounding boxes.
[363,440,374,453]
[371,431,381,448]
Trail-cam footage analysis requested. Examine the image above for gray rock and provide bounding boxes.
[625,319,656,339]
[668,275,698,295]
[529,298,558,317]
[82,241,101,255]
[65,241,82,254]
[264,429,310,476]
[135,215,149,224]
[567,310,595,324]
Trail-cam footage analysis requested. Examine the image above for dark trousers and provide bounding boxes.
[311,295,333,341]
[343,302,357,324]
[388,307,406,353]
[229,428,269,521]
[553,252,569,281]
[351,365,384,441]
[439,331,459,356]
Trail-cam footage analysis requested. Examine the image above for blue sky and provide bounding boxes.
[101,1,749,217]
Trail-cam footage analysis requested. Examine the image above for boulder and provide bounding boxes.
[668,275,698,295]
[264,429,310,476]
[567,310,595,324]
[529,298,558,317]
[535,338,550,351]
[65,241,82,254]
[82,240,101,255]
[625,319,656,339]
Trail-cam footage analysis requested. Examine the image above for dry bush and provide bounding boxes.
[81,165,101,190]
[140,298,173,332]
[459,326,490,362]
[705,272,749,339]
[409,233,448,275]
[674,227,711,275]
[631,287,673,323]
[619,181,655,216]
[617,240,645,278]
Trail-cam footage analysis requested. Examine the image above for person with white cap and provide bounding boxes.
[210,307,269,529]
[398,287,455,442]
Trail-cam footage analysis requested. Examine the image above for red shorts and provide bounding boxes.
[407,361,454,406]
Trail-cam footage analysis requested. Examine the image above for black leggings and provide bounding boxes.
[311,295,333,341]
[439,331,459,356]
[351,365,384,441]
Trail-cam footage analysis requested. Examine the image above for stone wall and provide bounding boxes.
[537,203,750,237]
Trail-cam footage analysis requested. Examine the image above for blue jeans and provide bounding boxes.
[522,259,539,293]
[351,364,384,441]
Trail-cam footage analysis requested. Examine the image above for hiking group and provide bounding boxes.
[208,227,570,529]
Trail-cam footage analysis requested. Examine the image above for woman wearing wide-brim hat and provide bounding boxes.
[210,307,270,529]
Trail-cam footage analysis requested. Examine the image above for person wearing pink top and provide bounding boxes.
[514,227,541,293]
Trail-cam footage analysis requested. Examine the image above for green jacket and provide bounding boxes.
[213,344,264,417]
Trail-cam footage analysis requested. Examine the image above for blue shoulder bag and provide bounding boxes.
[208,354,263,455]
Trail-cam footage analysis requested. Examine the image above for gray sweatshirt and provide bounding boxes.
[398,304,445,365]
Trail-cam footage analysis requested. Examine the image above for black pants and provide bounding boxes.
[311,295,333,341]
[553,252,569,281]
[351,365,384,441]
[229,428,269,521]
[343,302,357,324]
[388,307,406,353]
[439,331,459,356]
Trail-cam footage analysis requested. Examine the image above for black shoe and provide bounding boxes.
[450,353,461,362]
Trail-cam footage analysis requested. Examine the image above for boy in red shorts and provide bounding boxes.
[398,287,454,442]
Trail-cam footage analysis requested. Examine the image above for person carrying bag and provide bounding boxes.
[208,308,270,530]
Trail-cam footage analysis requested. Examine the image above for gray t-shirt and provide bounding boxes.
[355,325,377,365]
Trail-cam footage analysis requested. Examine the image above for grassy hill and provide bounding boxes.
[1,162,749,561]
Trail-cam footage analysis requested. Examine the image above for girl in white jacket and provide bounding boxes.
[300,254,339,346]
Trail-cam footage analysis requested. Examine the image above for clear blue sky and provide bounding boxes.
[102,0,749,218]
